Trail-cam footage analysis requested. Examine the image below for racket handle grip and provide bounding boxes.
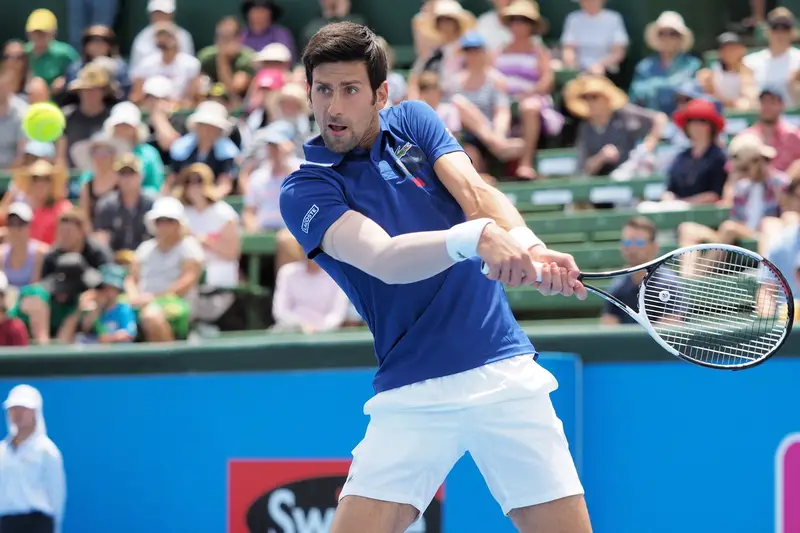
[480,261,544,282]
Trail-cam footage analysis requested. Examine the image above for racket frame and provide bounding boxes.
[580,243,794,369]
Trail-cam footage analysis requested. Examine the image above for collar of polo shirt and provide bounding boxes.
[303,114,391,167]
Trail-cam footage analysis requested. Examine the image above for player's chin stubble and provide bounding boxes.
[322,130,358,153]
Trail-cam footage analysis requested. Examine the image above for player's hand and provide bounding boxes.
[529,248,588,300]
[478,224,539,288]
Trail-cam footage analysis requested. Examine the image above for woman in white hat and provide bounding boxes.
[629,11,702,115]
[104,101,165,193]
[168,101,240,197]
[0,384,65,533]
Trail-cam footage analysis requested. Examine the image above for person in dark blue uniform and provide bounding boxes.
[279,22,591,533]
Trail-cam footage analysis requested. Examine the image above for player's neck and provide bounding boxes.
[357,116,381,151]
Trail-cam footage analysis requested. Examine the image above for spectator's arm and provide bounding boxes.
[201,219,240,261]
[533,47,555,95]
[124,258,142,301]
[599,44,627,72]
[559,14,578,69]
[642,111,668,152]
[215,173,234,198]
[161,258,202,298]
[129,78,146,104]
[29,245,47,283]
[43,448,66,533]
[628,59,652,106]
[271,265,305,328]
[55,137,68,167]
[491,80,512,138]
[78,182,94,229]
[242,206,259,233]
[149,105,181,151]
[600,312,621,325]
[317,288,351,332]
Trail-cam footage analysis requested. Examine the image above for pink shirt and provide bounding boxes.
[743,120,800,173]
[272,261,350,332]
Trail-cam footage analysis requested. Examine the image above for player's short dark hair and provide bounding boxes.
[624,216,657,242]
[302,21,388,95]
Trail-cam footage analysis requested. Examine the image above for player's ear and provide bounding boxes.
[375,80,389,110]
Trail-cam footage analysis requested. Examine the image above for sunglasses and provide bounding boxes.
[581,93,601,101]
[658,30,682,38]
[506,16,534,24]
[3,53,24,61]
[186,176,204,185]
[31,174,51,182]
[155,217,177,224]
[118,168,139,176]
[769,22,794,31]
[85,36,111,44]
[418,84,438,92]
[621,238,648,247]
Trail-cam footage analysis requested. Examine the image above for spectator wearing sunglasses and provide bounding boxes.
[601,217,660,326]
[745,8,800,106]
[629,12,701,115]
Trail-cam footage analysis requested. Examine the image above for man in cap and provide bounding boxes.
[0,272,28,347]
[58,64,113,168]
[198,17,255,99]
[76,263,137,344]
[12,208,111,343]
[130,22,201,106]
[741,87,800,177]
[24,9,80,92]
[0,384,65,533]
[129,0,195,73]
[92,153,156,253]
[124,197,203,342]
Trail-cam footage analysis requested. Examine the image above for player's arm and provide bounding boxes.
[280,172,541,287]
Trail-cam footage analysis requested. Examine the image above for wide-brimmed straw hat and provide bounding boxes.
[563,75,628,118]
[418,0,477,43]
[501,0,549,36]
[174,163,219,204]
[13,159,69,200]
[186,101,233,135]
[645,11,694,52]
[673,98,726,133]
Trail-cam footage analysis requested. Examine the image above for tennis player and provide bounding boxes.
[280,22,592,533]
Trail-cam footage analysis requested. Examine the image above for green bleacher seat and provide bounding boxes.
[499,175,666,211]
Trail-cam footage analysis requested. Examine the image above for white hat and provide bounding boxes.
[186,101,233,134]
[645,11,694,52]
[3,384,42,410]
[253,42,292,63]
[104,102,149,144]
[142,75,173,99]
[147,0,176,14]
[729,132,777,161]
[145,196,187,234]
[0,271,8,293]
[24,140,56,158]
[8,202,33,223]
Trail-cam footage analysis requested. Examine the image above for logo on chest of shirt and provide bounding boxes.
[387,142,430,189]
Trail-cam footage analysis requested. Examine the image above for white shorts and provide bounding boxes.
[339,355,584,515]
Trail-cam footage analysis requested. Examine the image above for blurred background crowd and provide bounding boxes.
[0,0,797,346]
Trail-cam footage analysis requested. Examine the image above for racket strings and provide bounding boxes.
[641,248,790,368]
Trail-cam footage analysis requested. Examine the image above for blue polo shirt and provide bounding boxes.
[280,100,534,393]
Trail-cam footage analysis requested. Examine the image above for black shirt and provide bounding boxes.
[63,106,111,168]
[667,144,728,199]
[604,275,640,325]
[94,190,156,252]
[42,238,112,277]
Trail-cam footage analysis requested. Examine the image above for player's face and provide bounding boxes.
[8,406,35,432]
[620,226,657,266]
[310,61,388,153]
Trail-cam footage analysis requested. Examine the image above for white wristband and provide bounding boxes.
[446,218,494,262]
[509,227,545,251]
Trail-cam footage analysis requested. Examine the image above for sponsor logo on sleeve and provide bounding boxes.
[301,205,319,234]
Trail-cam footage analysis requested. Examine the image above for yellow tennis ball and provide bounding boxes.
[23,102,66,143]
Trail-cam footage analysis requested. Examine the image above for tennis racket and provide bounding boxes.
[482,243,794,369]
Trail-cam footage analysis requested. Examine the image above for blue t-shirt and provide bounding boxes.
[96,303,137,339]
[280,101,534,393]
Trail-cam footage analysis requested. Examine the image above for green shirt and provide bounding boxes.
[197,46,255,82]
[9,284,76,337]
[25,40,80,86]
[79,142,165,193]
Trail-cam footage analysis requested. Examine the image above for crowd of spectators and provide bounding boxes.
[0,0,798,345]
